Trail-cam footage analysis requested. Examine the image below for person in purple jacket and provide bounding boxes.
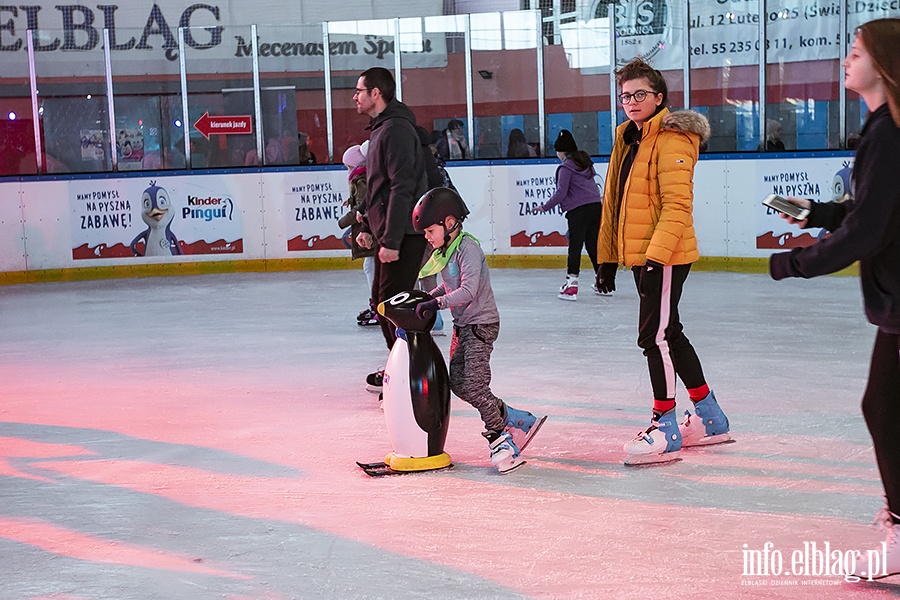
[537,129,603,301]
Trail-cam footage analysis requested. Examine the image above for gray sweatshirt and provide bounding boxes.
[429,234,500,326]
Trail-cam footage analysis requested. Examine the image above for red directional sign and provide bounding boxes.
[193,111,253,139]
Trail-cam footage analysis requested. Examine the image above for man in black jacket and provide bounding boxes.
[354,67,429,389]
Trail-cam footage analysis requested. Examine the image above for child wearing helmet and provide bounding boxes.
[413,187,547,473]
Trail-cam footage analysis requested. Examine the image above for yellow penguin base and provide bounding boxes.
[385,452,452,472]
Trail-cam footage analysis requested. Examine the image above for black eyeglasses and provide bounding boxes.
[353,88,371,97]
[618,90,657,105]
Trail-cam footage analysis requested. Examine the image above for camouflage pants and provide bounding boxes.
[449,322,504,434]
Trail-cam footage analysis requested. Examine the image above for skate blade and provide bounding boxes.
[357,460,454,477]
[861,570,900,581]
[365,385,383,393]
[517,415,548,453]
[557,294,577,301]
[356,461,397,477]
[497,456,526,474]
[682,433,734,447]
[624,451,682,466]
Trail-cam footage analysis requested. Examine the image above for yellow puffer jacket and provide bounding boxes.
[598,107,711,267]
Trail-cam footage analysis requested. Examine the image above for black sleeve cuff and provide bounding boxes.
[769,251,796,280]
[805,201,846,232]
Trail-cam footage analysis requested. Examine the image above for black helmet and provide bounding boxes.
[412,187,469,232]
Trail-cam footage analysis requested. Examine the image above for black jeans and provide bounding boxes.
[862,329,900,519]
[372,234,429,350]
[565,202,601,276]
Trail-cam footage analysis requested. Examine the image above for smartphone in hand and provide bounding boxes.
[762,194,811,220]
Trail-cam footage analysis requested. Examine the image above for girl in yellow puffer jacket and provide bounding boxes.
[595,58,731,466]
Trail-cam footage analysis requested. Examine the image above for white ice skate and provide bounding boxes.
[624,409,682,465]
[489,432,525,474]
[848,508,900,581]
[558,274,578,301]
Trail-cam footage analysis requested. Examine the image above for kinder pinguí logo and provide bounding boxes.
[183,195,234,222]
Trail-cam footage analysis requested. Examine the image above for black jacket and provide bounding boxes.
[363,98,427,250]
[416,125,445,190]
[770,104,900,333]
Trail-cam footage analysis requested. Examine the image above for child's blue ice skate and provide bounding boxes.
[489,432,525,474]
[623,409,682,465]
[680,391,731,447]
[503,405,547,453]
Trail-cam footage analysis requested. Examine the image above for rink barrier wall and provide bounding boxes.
[0,255,856,286]
[0,152,858,285]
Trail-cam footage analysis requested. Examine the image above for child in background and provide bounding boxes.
[337,142,378,326]
[412,187,547,473]
[537,129,602,301]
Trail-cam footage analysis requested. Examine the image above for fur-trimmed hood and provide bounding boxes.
[661,110,711,144]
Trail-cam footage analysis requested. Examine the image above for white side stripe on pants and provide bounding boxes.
[654,265,676,399]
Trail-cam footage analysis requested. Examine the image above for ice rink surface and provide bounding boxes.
[2,267,899,599]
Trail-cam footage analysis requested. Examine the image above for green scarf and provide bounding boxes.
[419,231,478,278]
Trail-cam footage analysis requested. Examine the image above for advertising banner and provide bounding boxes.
[568,0,900,72]
[232,25,448,73]
[283,169,351,252]
[506,161,607,248]
[69,174,245,259]
[4,153,863,272]
[755,156,854,250]
[0,1,446,77]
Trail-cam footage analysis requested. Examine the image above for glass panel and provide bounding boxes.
[108,27,182,171]
[687,0,760,152]
[765,9,842,151]
[550,8,613,156]
[844,7,900,146]
[0,30,36,175]
[180,25,260,169]
[327,18,396,163]
[400,16,465,162]
[32,28,111,173]
[253,24,326,166]
[471,11,540,160]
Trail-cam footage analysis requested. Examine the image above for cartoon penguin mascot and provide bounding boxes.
[130,181,183,257]
[360,289,452,475]
[832,162,853,202]
[817,162,855,241]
